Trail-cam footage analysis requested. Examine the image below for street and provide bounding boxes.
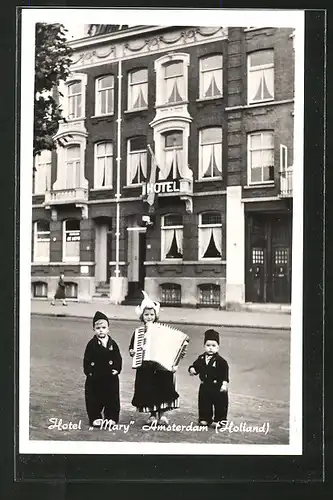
[29,315,290,444]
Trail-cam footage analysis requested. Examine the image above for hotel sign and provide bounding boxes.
[142,180,184,196]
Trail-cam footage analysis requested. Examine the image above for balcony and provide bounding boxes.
[279,168,293,198]
[44,187,88,206]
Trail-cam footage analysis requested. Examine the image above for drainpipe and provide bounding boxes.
[114,58,122,303]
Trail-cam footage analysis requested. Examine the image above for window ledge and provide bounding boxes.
[244,183,275,189]
[124,108,148,114]
[123,184,142,189]
[155,101,189,109]
[91,113,114,119]
[196,97,223,103]
[32,261,50,265]
[90,187,114,191]
[195,177,223,183]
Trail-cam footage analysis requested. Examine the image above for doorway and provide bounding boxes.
[126,227,146,303]
[94,218,112,285]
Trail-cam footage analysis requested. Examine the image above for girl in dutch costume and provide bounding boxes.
[129,291,187,425]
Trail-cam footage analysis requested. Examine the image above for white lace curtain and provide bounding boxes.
[248,68,274,102]
[128,151,147,184]
[163,228,183,258]
[199,227,222,258]
[201,143,222,177]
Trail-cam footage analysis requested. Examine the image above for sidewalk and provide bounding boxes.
[31,300,291,330]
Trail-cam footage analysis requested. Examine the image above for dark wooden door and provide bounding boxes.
[106,230,112,282]
[138,232,146,290]
[270,216,291,303]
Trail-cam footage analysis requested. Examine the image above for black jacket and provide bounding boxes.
[189,353,229,387]
[83,335,122,379]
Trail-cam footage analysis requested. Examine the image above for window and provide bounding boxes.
[158,131,184,181]
[65,145,81,189]
[163,61,185,104]
[128,69,148,110]
[160,283,181,306]
[127,137,147,185]
[248,132,274,184]
[199,128,222,179]
[34,150,51,194]
[199,55,223,99]
[248,50,274,104]
[68,81,82,119]
[95,76,114,115]
[198,212,222,260]
[161,214,183,260]
[33,220,50,262]
[32,282,48,298]
[94,142,113,188]
[65,282,78,299]
[199,284,220,307]
[63,219,80,262]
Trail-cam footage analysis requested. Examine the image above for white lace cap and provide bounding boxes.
[135,290,160,317]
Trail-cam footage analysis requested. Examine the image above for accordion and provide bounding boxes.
[132,322,189,372]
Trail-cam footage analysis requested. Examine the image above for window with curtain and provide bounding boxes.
[34,150,51,194]
[198,212,222,260]
[161,214,183,260]
[34,220,50,262]
[65,145,81,189]
[94,142,113,188]
[158,131,184,181]
[95,75,114,115]
[248,50,274,104]
[248,131,275,184]
[163,61,185,104]
[127,137,147,185]
[128,69,148,110]
[68,81,82,119]
[63,219,80,262]
[199,127,223,179]
[199,55,223,99]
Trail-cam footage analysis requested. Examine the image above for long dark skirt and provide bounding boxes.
[54,285,66,300]
[131,361,179,413]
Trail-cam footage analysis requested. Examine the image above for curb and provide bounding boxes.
[31,312,291,331]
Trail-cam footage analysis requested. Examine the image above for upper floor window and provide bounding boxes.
[127,136,147,185]
[128,69,148,110]
[33,220,50,262]
[158,131,184,181]
[247,50,274,104]
[94,142,113,189]
[95,75,114,115]
[154,54,190,107]
[68,81,82,119]
[198,212,222,260]
[161,214,183,260]
[34,150,51,194]
[248,131,274,184]
[199,127,222,179]
[65,145,81,189]
[63,219,80,262]
[199,55,223,99]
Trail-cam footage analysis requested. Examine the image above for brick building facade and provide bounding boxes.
[31,25,294,307]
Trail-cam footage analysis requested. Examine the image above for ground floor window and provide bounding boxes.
[160,283,181,306]
[198,284,220,307]
[34,220,50,262]
[63,220,80,262]
[65,282,78,299]
[32,281,48,298]
[161,214,183,260]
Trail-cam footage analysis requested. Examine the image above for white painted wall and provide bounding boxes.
[226,186,245,304]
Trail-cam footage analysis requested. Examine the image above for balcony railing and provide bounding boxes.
[44,187,88,206]
[279,168,293,198]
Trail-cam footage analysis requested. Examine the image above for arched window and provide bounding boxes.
[160,283,181,306]
[127,69,148,110]
[63,219,80,262]
[95,75,114,115]
[247,50,274,104]
[161,214,183,260]
[198,127,223,179]
[198,212,222,260]
[33,220,50,262]
[199,54,223,99]
[154,53,190,107]
[94,141,113,188]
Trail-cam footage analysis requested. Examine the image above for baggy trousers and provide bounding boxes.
[198,382,228,424]
[85,376,120,425]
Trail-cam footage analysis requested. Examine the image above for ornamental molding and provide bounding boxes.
[70,26,228,70]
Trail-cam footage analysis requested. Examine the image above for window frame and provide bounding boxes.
[94,141,113,189]
[68,80,83,119]
[198,212,223,261]
[198,127,223,180]
[126,137,147,186]
[63,219,81,263]
[33,220,50,263]
[247,49,274,105]
[127,68,148,111]
[65,144,81,189]
[161,214,184,261]
[154,53,190,107]
[95,75,115,116]
[34,150,52,194]
[199,54,223,100]
[159,130,184,180]
[247,131,275,185]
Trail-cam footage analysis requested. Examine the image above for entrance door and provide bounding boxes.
[138,232,146,290]
[246,214,291,303]
[126,228,147,302]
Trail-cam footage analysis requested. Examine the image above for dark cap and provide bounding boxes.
[93,311,109,326]
[204,329,220,345]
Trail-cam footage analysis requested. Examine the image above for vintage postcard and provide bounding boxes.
[19,8,304,455]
